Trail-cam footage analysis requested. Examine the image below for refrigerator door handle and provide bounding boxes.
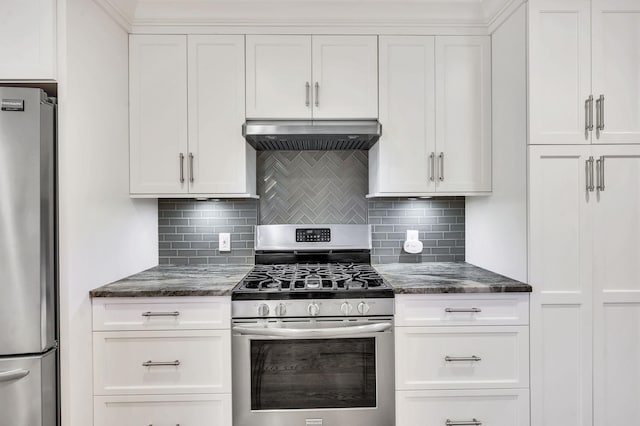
[0,368,30,382]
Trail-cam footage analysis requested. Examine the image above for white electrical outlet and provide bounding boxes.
[219,233,231,252]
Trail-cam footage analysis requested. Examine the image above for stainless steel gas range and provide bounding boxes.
[232,224,395,426]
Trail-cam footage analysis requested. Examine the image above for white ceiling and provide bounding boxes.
[96,0,519,32]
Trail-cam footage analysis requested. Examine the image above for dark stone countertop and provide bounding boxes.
[89,264,253,297]
[90,262,530,298]
[374,262,531,294]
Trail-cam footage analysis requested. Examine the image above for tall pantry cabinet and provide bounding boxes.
[528,1,640,425]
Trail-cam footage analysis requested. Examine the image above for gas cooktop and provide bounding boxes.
[232,262,393,300]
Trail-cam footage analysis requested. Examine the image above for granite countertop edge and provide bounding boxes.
[90,262,531,298]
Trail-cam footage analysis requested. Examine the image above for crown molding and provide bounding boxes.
[95,0,521,35]
[93,0,134,32]
[487,0,526,34]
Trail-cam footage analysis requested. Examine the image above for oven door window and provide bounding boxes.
[251,338,376,410]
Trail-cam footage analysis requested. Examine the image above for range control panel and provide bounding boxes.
[296,228,331,243]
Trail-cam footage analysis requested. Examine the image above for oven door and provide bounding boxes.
[232,317,394,426]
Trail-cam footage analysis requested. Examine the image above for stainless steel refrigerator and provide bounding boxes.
[0,87,57,426]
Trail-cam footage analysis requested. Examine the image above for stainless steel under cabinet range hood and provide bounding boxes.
[242,120,382,150]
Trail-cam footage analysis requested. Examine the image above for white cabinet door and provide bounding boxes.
[94,394,231,426]
[311,35,378,119]
[529,0,592,145]
[93,330,231,395]
[0,0,56,79]
[395,326,529,390]
[92,297,231,332]
[435,36,492,193]
[395,294,529,327]
[591,145,640,426]
[397,389,530,426]
[129,35,188,194]
[528,145,593,426]
[592,0,640,144]
[246,35,312,119]
[371,36,435,194]
[188,35,256,195]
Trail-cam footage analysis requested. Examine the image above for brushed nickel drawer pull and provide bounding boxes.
[142,360,180,367]
[141,311,180,317]
[445,355,482,362]
[445,307,481,313]
[446,419,482,426]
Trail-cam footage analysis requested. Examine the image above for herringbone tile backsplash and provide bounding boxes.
[257,151,368,224]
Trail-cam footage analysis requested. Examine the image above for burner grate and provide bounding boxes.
[238,263,386,292]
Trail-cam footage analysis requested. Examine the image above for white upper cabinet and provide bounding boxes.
[130,35,188,194]
[246,35,378,119]
[311,36,378,119]
[188,35,256,195]
[529,0,640,144]
[370,36,436,194]
[370,35,491,196]
[0,0,56,80]
[130,34,256,197]
[246,35,312,119]
[591,0,640,144]
[529,0,592,144]
[435,36,492,192]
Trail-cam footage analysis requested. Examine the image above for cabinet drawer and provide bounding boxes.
[93,330,231,395]
[94,394,231,426]
[396,389,529,426]
[395,294,529,327]
[92,297,230,331]
[395,326,529,390]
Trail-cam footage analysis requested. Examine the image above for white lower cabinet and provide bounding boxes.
[397,389,530,426]
[94,394,232,426]
[529,144,640,426]
[395,326,529,390]
[93,330,231,396]
[395,295,530,426]
[92,297,232,426]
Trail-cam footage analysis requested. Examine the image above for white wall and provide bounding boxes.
[465,4,527,282]
[57,0,158,424]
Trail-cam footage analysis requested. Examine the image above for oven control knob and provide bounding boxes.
[340,302,353,316]
[275,303,287,317]
[257,303,270,317]
[307,302,320,316]
[357,301,370,315]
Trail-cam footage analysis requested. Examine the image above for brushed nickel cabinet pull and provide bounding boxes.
[445,307,481,313]
[142,360,180,367]
[314,82,319,107]
[179,153,185,183]
[438,152,445,181]
[141,311,180,317]
[586,156,595,192]
[596,156,605,192]
[305,82,310,107]
[445,355,482,362]
[429,152,435,182]
[596,94,605,139]
[588,95,594,131]
[189,153,194,183]
[446,419,482,426]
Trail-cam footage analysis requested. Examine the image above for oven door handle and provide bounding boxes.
[233,322,392,338]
